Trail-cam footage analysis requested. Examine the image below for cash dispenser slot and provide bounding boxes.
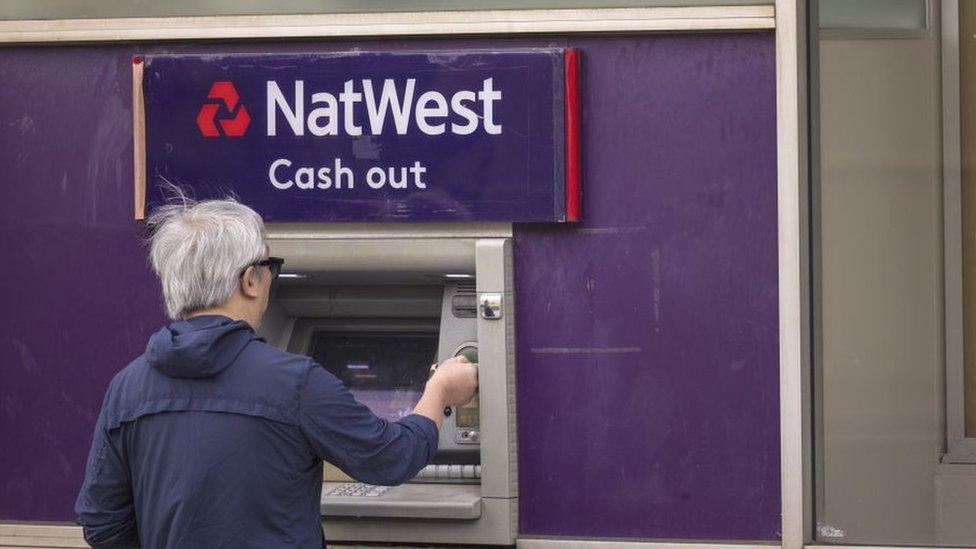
[323,483,481,520]
[261,235,517,545]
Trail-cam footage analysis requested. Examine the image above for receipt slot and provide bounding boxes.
[258,226,517,546]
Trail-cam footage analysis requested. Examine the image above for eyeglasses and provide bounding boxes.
[241,257,285,280]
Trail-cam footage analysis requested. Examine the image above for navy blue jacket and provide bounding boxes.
[75,315,438,549]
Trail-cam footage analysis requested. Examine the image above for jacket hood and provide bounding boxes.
[146,315,257,379]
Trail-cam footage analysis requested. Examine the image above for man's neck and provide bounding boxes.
[184,305,254,328]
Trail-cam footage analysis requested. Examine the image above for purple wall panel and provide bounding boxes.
[0,47,166,521]
[0,32,778,541]
[514,34,779,540]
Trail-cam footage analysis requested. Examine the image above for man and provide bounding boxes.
[75,197,478,548]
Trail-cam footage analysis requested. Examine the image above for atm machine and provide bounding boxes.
[258,223,518,546]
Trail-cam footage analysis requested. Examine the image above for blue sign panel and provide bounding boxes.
[140,50,580,223]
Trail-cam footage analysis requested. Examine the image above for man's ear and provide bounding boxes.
[240,266,263,298]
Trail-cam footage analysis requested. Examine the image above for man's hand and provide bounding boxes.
[412,356,478,430]
[428,355,478,407]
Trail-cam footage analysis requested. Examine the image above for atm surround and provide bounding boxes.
[258,227,517,545]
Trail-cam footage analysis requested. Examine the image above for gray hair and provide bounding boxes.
[146,193,266,319]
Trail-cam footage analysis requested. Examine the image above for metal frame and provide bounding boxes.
[776,1,811,547]
[941,0,976,464]
[817,0,933,41]
[0,6,773,43]
[260,222,511,240]
[805,0,826,540]
[518,541,778,549]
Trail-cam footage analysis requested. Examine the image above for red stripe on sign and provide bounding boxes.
[564,48,581,222]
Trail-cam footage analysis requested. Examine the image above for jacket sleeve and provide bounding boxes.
[75,398,140,549]
[299,363,439,486]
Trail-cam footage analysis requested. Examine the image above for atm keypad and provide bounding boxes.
[326,483,391,497]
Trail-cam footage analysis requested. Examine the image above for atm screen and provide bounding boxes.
[310,332,437,422]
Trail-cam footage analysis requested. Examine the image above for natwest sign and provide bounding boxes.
[138,50,580,223]
[265,78,502,137]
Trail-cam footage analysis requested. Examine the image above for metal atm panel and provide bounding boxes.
[260,228,517,546]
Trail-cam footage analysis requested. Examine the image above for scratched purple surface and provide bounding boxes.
[514,34,780,540]
[0,47,167,521]
[0,33,779,541]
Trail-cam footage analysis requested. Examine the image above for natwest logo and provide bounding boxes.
[196,81,251,137]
